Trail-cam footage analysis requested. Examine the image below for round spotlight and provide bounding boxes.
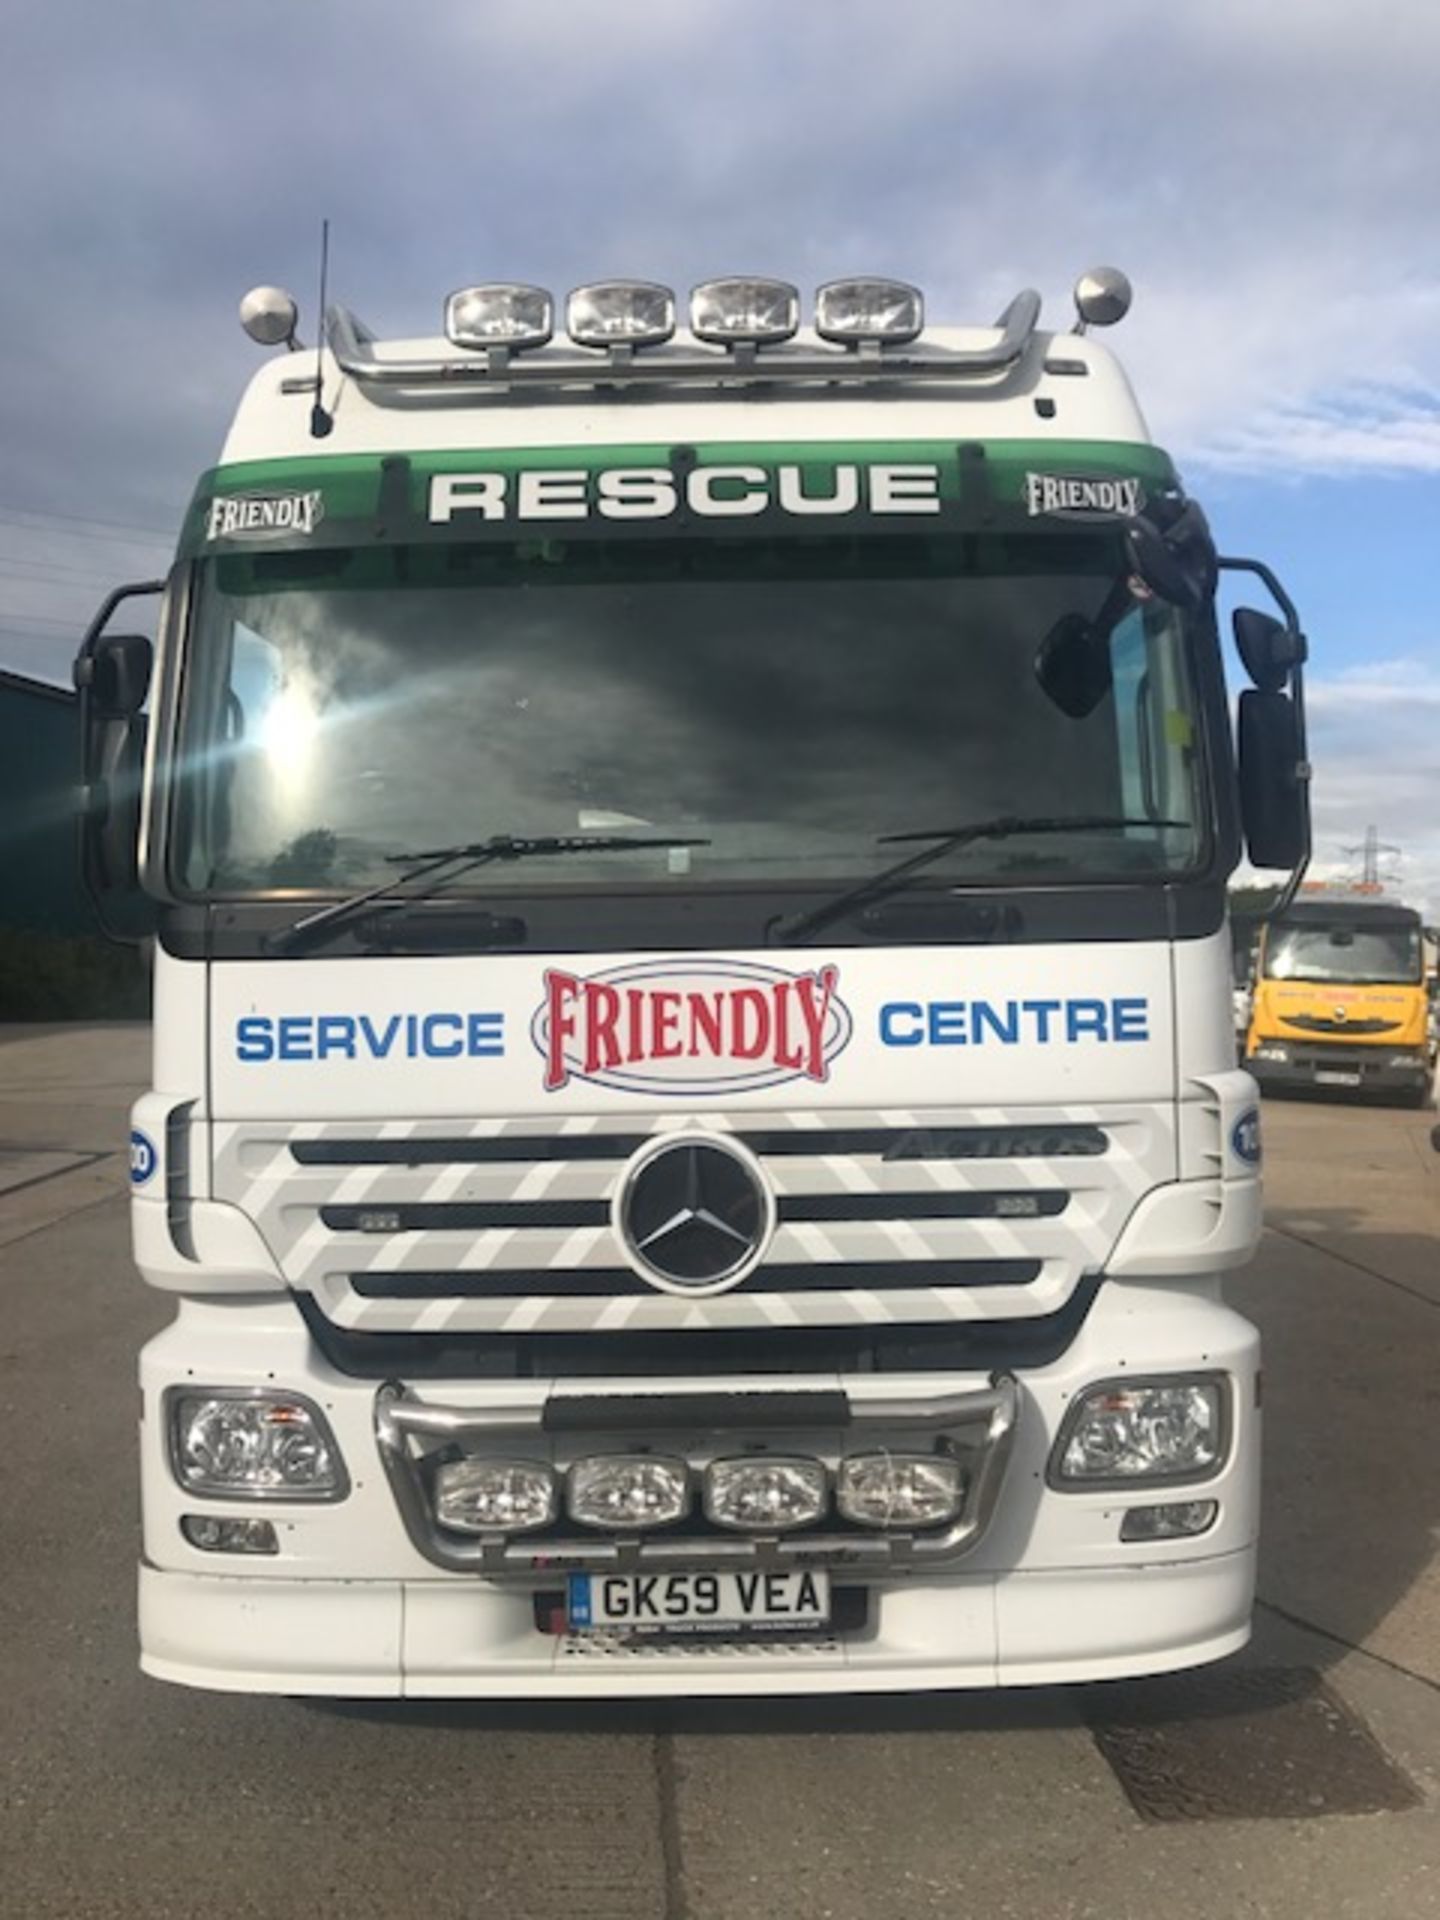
[239,286,300,348]
[690,277,800,346]
[815,278,924,346]
[566,281,675,349]
[1073,267,1133,331]
[446,283,553,351]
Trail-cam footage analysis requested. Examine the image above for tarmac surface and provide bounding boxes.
[1,1021,1438,1918]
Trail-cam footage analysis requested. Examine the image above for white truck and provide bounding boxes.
[76,267,1311,1696]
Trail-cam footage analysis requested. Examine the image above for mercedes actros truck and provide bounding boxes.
[76,265,1311,1695]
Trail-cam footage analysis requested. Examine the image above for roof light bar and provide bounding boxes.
[815,278,924,347]
[318,286,1042,396]
[690,277,800,347]
[446,283,553,351]
[567,280,675,350]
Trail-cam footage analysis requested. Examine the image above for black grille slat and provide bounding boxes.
[294,1136,647,1166]
[867,1126,1104,1161]
[349,1258,1041,1299]
[323,1191,1067,1232]
[355,1270,636,1298]
[322,1200,609,1231]
[743,1259,1040,1293]
[292,1124,1107,1168]
[781,1191,1067,1223]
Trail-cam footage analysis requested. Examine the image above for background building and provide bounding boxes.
[0,666,91,935]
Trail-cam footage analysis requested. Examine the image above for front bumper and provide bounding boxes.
[138,1279,1260,1696]
[1249,1043,1430,1096]
[139,1551,1254,1696]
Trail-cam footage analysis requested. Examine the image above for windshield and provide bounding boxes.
[1264,922,1423,986]
[171,535,1208,898]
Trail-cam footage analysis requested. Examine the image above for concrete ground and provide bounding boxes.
[1,1022,1438,1918]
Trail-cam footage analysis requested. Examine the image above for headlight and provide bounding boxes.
[704,1456,827,1531]
[1251,1044,1290,1062]
[568,1455,689,1529]
[168,1390,347,1500]
[1051,1377,1229,1487]
[836,1452,964,1528]
[434,1458,557,1535]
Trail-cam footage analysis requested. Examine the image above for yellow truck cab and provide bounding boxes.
[1247,899,1431,1105]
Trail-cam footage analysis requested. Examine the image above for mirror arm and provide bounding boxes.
[1217,554,1300,635]
[73,580,167,688]
[1273,683,1313,912]
[1218,556,1312,911]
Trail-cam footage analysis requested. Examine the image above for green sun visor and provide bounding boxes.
[179,439,1180,561]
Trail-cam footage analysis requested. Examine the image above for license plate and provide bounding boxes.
[1315,1070,1362,1087]
[567,1569,830,1634]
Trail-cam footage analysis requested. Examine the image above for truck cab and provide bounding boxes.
[1248,898,1431,1105]
[76,269,1311,1695]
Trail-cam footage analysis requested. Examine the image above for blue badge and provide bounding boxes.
[129,1129,159,1186]
[567,1572,593,1628]
[1231,1109,1262,1168]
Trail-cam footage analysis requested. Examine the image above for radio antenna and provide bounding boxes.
[310,216,334,439]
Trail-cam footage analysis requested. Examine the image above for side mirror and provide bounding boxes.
[75,630,155,896]
[1233,606,1304,693]
[1238,689,1305,869]
[76,631,153,716]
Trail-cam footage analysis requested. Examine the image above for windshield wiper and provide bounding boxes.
[266,832,710,957]
[771,815,1188,946]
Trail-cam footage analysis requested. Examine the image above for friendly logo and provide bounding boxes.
[1024,472,1144,520]
[205,489,325,541]
[534,959,852,1095]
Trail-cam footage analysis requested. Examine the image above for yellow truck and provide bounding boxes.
[1247,899,1431,1105]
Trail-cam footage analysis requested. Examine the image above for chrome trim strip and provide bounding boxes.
[373,1375,1018,1575]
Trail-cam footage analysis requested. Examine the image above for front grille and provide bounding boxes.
[213,1105,1174,1338]
[1280,1014,1400,1036]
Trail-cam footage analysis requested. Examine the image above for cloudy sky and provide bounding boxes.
[2,0,1436,905]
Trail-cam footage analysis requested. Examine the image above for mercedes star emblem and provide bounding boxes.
[617,1136,772,1293]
